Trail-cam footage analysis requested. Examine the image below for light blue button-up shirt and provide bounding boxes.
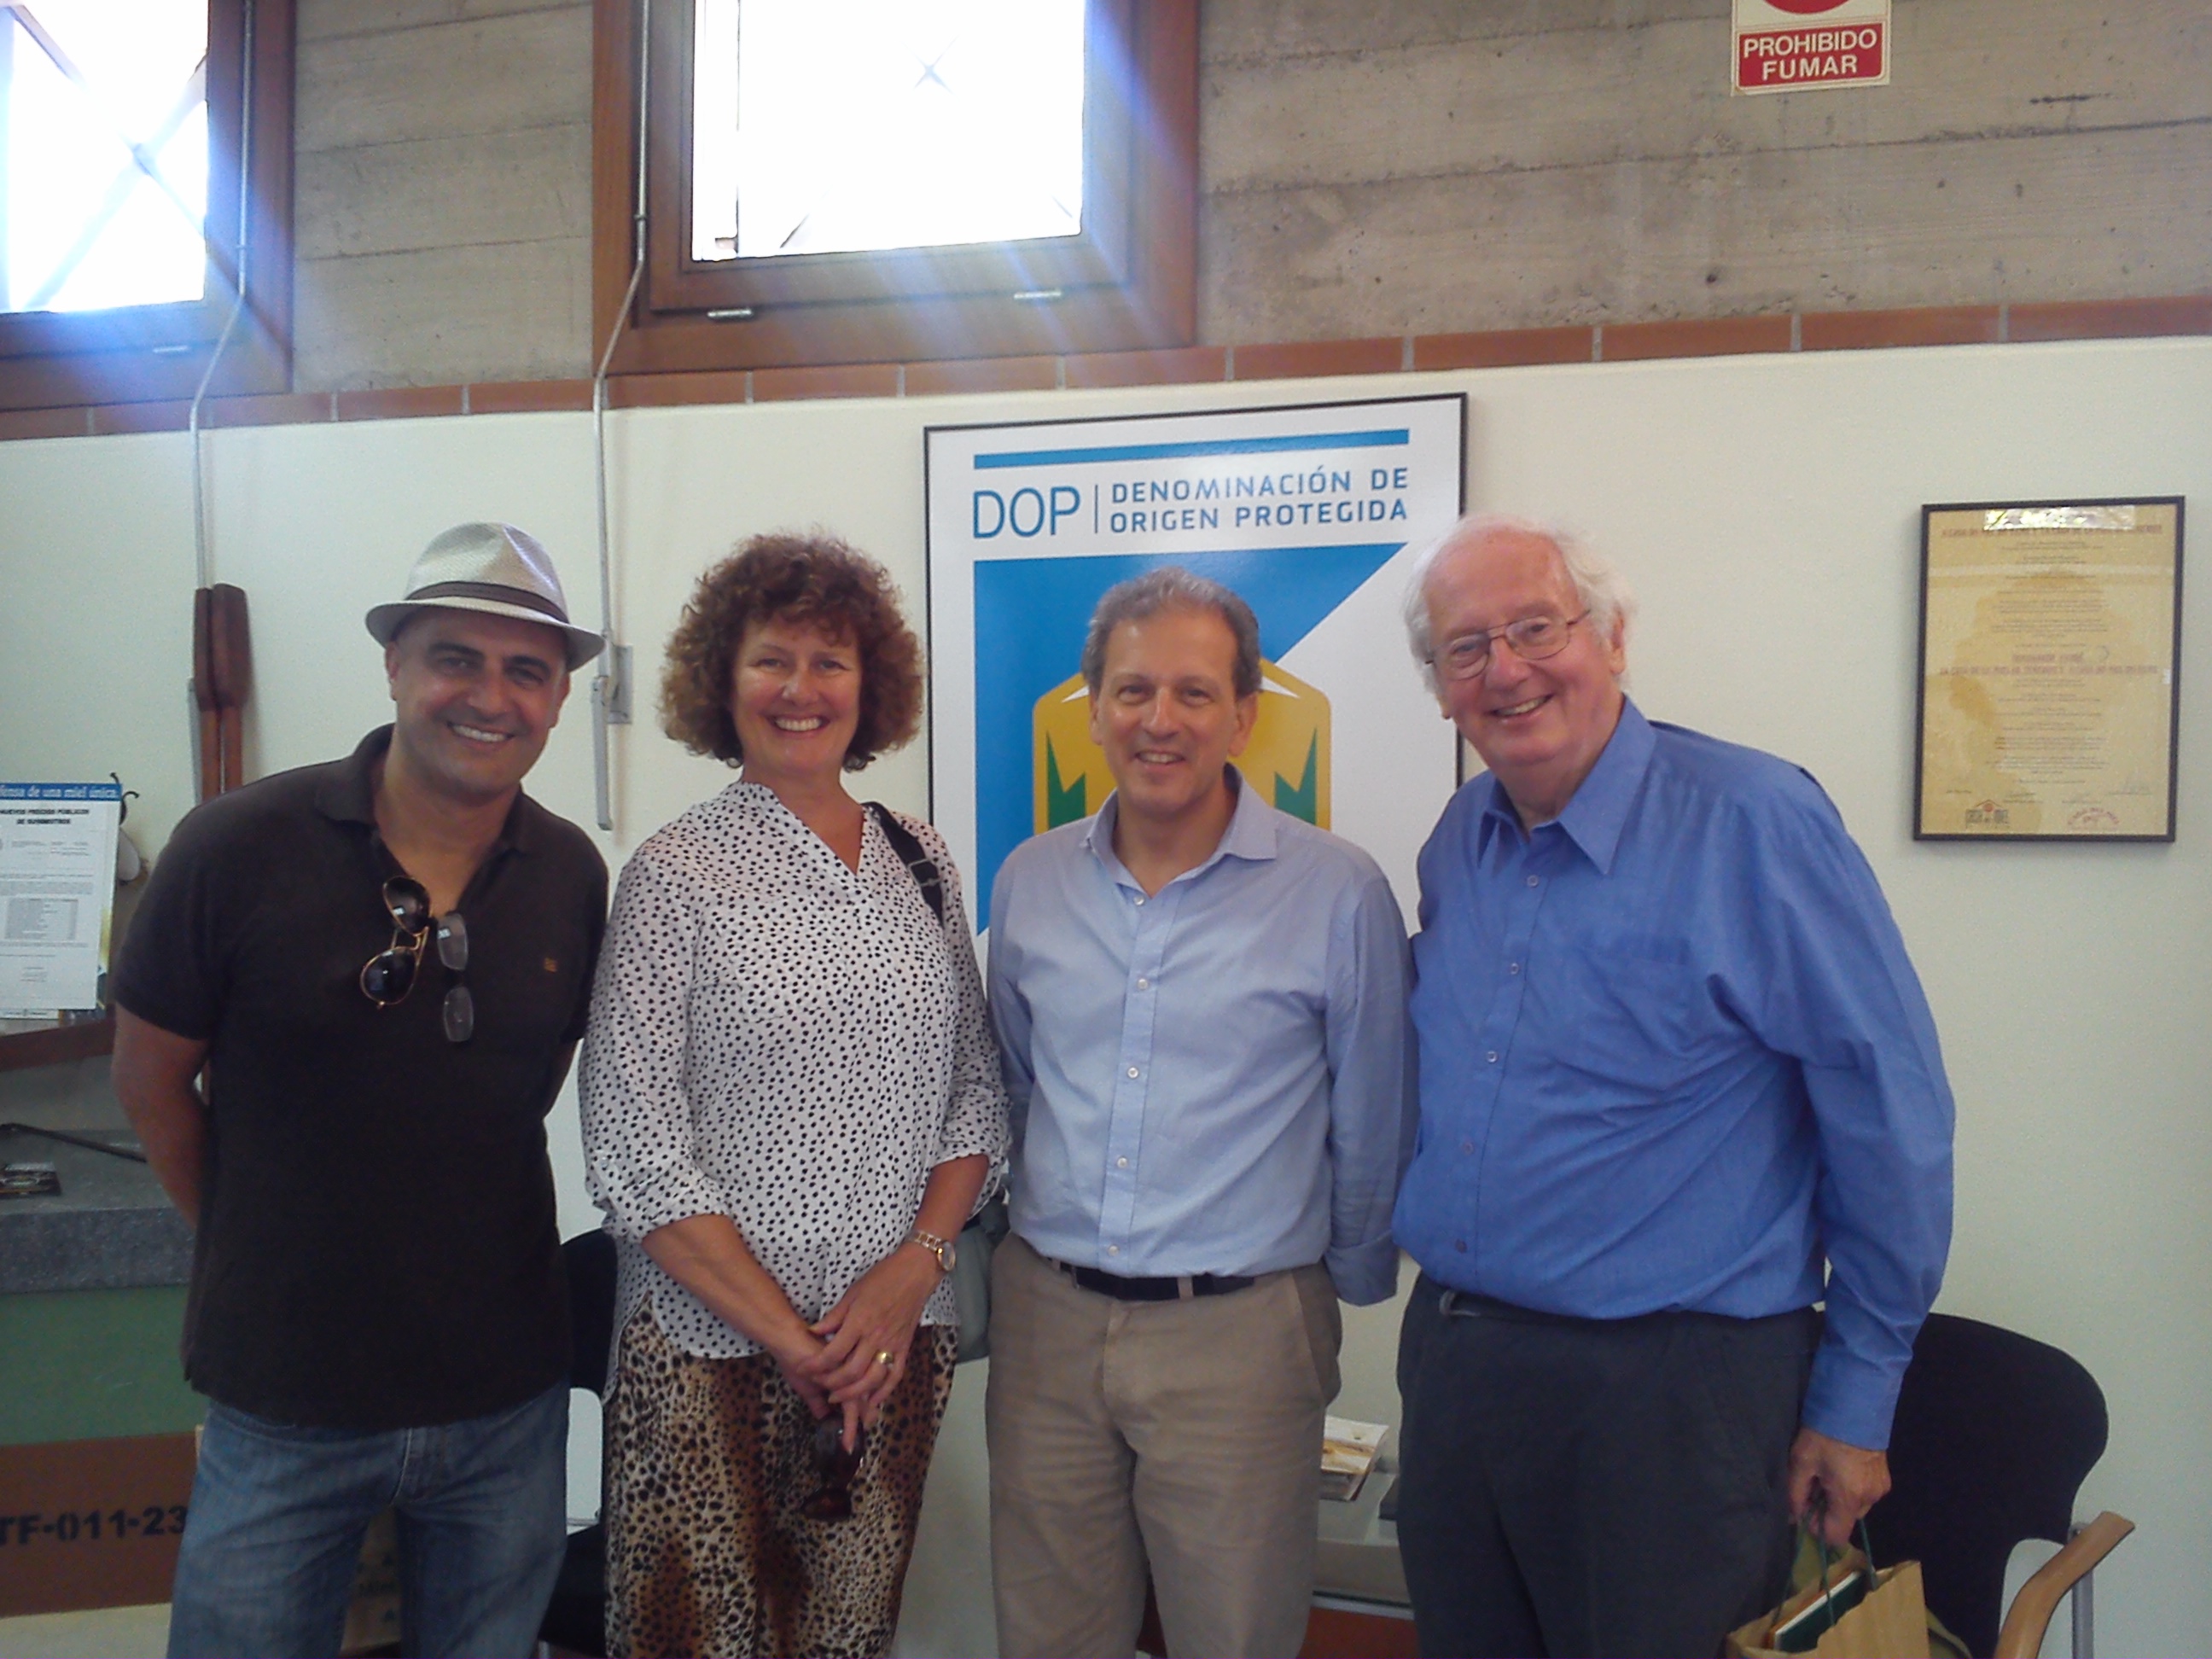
[987,773,1416,1306]
[1394,700,1954,1447]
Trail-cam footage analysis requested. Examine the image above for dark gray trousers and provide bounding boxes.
[1394,1276,1818,1658]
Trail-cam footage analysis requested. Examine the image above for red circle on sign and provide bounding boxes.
[1761,0,1854,11]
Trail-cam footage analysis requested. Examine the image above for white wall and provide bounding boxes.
[3,336,2206,1655]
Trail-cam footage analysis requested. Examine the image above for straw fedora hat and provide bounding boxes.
[364,522,604,670]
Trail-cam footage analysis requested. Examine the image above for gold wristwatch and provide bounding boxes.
[907,1227,957,1273]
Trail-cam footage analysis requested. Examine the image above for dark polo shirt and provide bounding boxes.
[113,727,608,1429]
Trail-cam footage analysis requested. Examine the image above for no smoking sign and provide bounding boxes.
[1733,0,1890,93]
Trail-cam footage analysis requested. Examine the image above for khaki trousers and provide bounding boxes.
[986,1234,1342,1658]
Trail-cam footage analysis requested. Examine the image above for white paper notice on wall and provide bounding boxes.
[0,783,120,1018]
[1733,0,1890,94]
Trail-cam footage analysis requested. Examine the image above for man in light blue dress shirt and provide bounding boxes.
[985,568,1415,1658]
[1391,515,1955,1656]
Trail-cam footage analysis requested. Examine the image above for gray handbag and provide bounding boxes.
[947,1193,1010,1364]
[866,803,1008,1363]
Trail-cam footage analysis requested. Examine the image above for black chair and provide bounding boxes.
[538,1229,617,1657]
[1868,1313,2133,1657]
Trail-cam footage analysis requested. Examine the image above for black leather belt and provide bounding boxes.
[1424,1275,1818,1336]
[1429,1278,1660,1328]
[1053,1259,1254,1301]
[1433,1283,1595,1325]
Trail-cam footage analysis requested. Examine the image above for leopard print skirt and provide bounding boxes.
[602,1307,959,1659]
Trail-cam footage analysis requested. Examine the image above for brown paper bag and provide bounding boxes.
[1726,1543,1932,1659]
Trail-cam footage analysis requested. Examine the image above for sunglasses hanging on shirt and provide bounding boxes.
[358,876,475,1043]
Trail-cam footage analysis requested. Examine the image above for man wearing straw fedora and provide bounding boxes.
[114,523,609,1657]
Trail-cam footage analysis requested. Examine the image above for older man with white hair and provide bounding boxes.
[1388,515,1955,1657]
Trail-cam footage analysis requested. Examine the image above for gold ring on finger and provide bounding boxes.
[874,1349,895,1367]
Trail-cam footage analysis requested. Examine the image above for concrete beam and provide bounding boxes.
[1204,0,2212,195]
[1202,123,2212,341]
[294,237,592,390]
[296,3,591,154]
[297,0,583,46]
[295,124,593,261]
[1202,0,1727,67]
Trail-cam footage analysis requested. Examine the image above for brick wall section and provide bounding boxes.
[5,297,2205,444]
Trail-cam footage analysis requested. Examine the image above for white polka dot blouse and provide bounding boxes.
[580,781,1010,1359]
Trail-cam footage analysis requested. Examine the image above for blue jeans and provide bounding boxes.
[166,1384,568,1658]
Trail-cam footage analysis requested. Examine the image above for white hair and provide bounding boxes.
[1400,513,1637,697]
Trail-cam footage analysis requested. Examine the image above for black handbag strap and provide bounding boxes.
[864,802,944,923]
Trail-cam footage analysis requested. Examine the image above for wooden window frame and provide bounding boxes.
[0,0,294,412]
[592,0,1195,375]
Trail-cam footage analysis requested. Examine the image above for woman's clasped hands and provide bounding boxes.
[772,1243,946,1451]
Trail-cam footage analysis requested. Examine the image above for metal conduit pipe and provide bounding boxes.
[187,0,256,591]
[590,0,652,834]
[184,0,258,801]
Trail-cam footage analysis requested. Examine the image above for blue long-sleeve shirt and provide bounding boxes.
[987,774,1417,1306]
[1394,701,1953,1447]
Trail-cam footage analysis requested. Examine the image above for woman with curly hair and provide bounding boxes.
[580,531,1008,1657]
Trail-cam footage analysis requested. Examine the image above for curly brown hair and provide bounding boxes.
[661,531,924,771]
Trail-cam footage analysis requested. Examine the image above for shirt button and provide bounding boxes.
[1133,896,1145,906]
[1508,962,1521,975]
[1107,1245,1120,1255]
[1126,1066,1140,1078]
[1486,1051,1499,1064]
[1136,977,1150,989]
[1454,1239,1468,1253]
[1525,874,1540,888]
[1116,1156,1129,1168]
[1459,1140,1474,1155]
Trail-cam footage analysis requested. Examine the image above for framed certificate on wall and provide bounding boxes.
[1915,497,2183,841]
